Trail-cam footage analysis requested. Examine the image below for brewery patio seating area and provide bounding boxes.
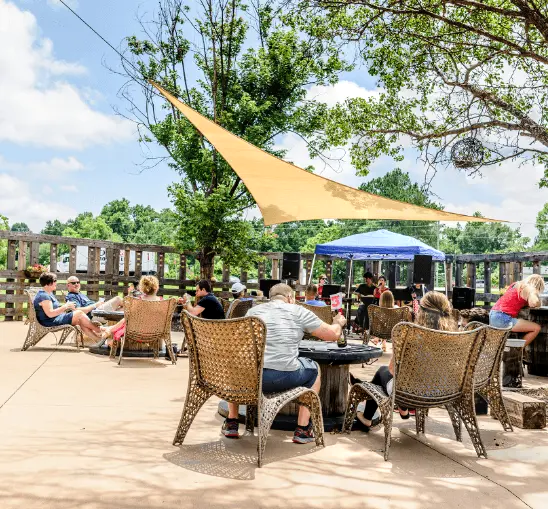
[1,321,548,509]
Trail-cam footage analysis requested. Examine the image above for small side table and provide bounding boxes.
[503,337,526,388]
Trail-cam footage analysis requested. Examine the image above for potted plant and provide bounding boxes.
[25,264,47,279]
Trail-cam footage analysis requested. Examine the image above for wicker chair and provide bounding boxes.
[219,297,231,314]
[174,312,325,467]
[463,321,513,433]
[343,322,487,460]
[22,288,83,351]
[296,302,338,341]
[226,298,254,319]
[110,297,177,365]
[365,305,411,344]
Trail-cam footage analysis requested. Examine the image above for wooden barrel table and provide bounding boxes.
[525,308,548,376]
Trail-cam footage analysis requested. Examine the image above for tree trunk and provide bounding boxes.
[198,248,215,280]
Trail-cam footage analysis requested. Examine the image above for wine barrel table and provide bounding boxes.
[525,307,548,377]
[219,340,383,431]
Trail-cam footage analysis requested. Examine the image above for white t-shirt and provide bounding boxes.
[247,301,322,371]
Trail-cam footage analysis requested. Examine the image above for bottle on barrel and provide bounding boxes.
[337,334,347,348]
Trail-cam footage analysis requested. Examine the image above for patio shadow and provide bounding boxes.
[164,437,324,480]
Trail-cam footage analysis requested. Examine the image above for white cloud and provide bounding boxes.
[0,173,76,231]
[306,80,383,108]
[0,155,84,179]
[0,0,132,149]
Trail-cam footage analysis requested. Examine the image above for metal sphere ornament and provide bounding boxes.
[450,137,485,169]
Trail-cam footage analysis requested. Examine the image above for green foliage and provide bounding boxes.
[122,0,349,276]
[440,212,530,254]
[534,203,548,250]
[306,0,548,183]
[10,222,30,232]
[0,213,8,269]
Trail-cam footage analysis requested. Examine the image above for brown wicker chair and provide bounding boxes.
[22,288,83,351]
[219,297,231,314]
[174,312,325,467]
[463,322,513,433]
[365,305,411,344]
[226,298,254,319]
[110,297,177,365]
[343,322,487,460]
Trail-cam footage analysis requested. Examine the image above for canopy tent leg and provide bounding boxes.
[444,262,448,297]
[345,258,354,332]
[308,254,316,285]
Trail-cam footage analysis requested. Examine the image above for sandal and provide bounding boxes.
[398,408,410,420]
[353,411,381,433]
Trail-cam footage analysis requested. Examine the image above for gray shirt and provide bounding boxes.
[247,301,322,371]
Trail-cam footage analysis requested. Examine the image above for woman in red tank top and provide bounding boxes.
[490,274,544,345]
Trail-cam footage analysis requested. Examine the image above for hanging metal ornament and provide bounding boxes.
[450,137,485,169]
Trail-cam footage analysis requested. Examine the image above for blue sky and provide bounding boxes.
[1,0,546,240]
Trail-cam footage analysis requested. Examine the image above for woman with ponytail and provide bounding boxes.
[349,291,456,432]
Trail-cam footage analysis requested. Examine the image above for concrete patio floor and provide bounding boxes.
[0,322,547,509]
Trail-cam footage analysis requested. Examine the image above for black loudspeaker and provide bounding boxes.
[413,255,433,284]
[452,287,475,310]
[321,284,343,298]
[282,252,301,280]
[387,262,397,289]
[259,279,281,299]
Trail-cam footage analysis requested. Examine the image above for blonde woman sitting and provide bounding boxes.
[102,275,162,344]
[490,274,544,345]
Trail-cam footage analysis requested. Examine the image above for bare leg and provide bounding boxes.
[512,318,541,346]
[71,310,102,338]
[297,373,321,426]
[227,402,239,419]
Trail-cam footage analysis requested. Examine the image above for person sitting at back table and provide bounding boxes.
[379,290,398,309]
[34,272,103,339]
[304,284,327,307]
[374,275,389,299]
[223,283,346,443]
[230,282,253,301]
[65,275,123,320]
[490,274,543,345]
[101,275,163,343]
[182,279,225,319]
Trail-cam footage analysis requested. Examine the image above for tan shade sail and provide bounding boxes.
[152,82,502,226]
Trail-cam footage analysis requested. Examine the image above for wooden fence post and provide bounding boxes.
[258,260,266,281]
[456,262,463,287]
[533,260,541,274]
[5,240,17,321]
[272,259,279,279]
[17,241,28,321]
[445,261,453,294]
[484,261,492,306]
[326,260,333,283]
[466,263,476,289]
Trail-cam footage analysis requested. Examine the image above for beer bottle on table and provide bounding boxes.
[337,334,347,348]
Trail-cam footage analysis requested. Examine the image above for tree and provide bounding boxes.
[0,214,8,269]
[99,199,134,241]
[307,0,548,185]
[440,212,529,254]
[41,219,66,236]
[534,203,548,250]
[10,222,30,232]
[120,0,349,277]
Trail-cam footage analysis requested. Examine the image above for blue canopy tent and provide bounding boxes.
[310,230,447,299]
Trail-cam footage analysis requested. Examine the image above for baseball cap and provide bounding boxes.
[231,282,246,293]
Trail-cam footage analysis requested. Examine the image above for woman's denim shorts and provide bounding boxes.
[40,312,73,327]
[489,310,517,329]
[262,357,318,393]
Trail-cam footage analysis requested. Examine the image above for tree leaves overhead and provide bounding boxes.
[120,0,350,276]
[304,0,548,184]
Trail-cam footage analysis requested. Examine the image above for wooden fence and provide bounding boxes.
[0,231,336,321]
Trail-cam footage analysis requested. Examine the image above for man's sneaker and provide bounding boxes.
[292,423,315,444]
[222,418,239,439]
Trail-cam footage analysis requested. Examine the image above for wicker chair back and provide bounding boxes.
[391,322,484,407]
[298,302,334,324]
[368,305,411,340]
[219,297,231,314]
[181,311,266,404]
[25,287,42,322]
[226,298,254,319]
[464,322,511,389]
[123,297,177,344]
